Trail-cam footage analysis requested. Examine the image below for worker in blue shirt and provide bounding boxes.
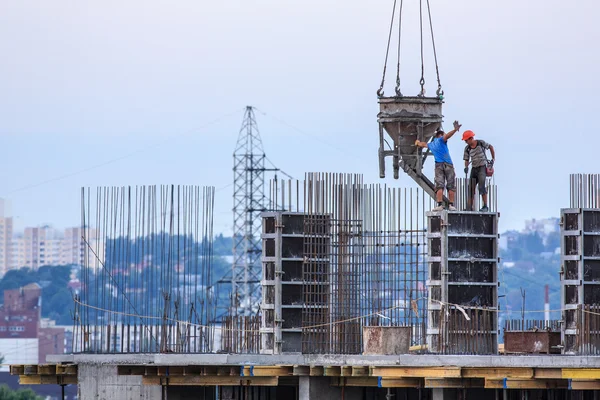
[415,120,461,211]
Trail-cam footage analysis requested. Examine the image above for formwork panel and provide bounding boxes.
[282,286,303,306]
[264,217,276,234]
[564,212,580,231]
[448,285,496,307]
[565,309,578,330]
[448,262,495,283]
[583,260,600,281]
[426,210,499,355]
[282,308,302,329]
[430,262,441,280]
[281,237,304,259]
[261,211,323,355]
[282,261,303,282]
[565,260,579,280]
[564,236,579,256]
[264,239,276,257]
[565,285,579,304]
[263,286,275,305]
[281,214,304,235]
[429,216,442,233]
[282,331,302,352]
[264,262,276,281]
[561,204,600,355]
[447,237,496,260]
[583,236,600,257]
[447,213,496,235]
[583,210,600,232]
[430,238,441,257]
[583,285,600,305]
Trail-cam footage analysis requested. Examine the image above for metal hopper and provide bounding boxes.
[378,96,444,199]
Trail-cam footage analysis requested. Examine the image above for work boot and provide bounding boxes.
[448,205,457,211]
[432,205,444,212]
[479,205,489,212]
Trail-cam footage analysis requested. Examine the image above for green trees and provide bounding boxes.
[0,385,42,400]
[499,230,561,322]
[0,266,75,325]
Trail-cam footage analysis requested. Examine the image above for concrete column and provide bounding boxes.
[432,388,456,400]
[299,376,361,400]
[78,364,161,400]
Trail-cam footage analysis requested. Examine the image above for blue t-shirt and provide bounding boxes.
[427,137,453,165]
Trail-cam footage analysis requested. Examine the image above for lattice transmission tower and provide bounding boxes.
[232,106,278,316]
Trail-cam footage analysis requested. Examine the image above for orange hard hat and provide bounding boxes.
[462,130,475,141]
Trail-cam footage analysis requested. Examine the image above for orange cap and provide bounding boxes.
[462,130,475,141]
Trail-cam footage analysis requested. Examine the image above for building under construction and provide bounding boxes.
[14,172,600,400]
[10,2,600,400]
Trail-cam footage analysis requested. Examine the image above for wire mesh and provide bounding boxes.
[578,305,600,355]
[220,315,261,354]
[268,174,433,354]
[74,185,216,353]
[504,319,561,332]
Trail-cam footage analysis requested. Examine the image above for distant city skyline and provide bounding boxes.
[0,200,101,274]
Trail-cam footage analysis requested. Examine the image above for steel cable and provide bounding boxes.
[377,0,398,97]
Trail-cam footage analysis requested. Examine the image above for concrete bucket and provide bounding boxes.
[377,96,444,179]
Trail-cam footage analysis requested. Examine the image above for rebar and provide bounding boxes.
[455,177,498,212]
[268,173,433,354]
[570,173,600,208]
[74,185,216,354]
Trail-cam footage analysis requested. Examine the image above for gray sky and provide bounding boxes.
[1,0,598,235]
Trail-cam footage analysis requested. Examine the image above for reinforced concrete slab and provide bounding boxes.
[48,354,600,369]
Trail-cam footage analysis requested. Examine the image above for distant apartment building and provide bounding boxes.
[0,200,13,276]
[13,226,62,270]
[523,217,560,235]
[0,283,65,370]
[0,198,105,273]
[11,226,102,270]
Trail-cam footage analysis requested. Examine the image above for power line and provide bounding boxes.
[2,108,244,197]
[252,107,349,156]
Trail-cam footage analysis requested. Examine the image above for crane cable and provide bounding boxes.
[419,0,425,96]
[377,0,398,97]
[395,0,404,96]
[426,0,444,97]
[378,0,443,98]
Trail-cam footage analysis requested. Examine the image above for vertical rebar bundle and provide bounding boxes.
[427,210,499,355]
[220,315,260,354]
[266,174,432,354]
[570,173,600,208]
[561,186,600,354]
[455,177,498,212]
[74,185,215,353]
[303,173,365,354]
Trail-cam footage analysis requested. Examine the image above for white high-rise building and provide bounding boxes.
[0,199,13,276]
[0,199,104,274]
[11,226,102,271]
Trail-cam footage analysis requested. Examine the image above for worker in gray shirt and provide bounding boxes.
[462,130,495,212]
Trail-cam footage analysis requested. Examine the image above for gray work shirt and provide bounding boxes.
[463,140,491,168]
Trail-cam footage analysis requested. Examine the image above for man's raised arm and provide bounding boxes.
[443,120,462,142]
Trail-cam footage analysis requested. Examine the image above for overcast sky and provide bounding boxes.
[1,0,598,235]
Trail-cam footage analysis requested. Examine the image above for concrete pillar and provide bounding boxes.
[78,364,161,400]
[432,388,456,400]
[299,376,361,400]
